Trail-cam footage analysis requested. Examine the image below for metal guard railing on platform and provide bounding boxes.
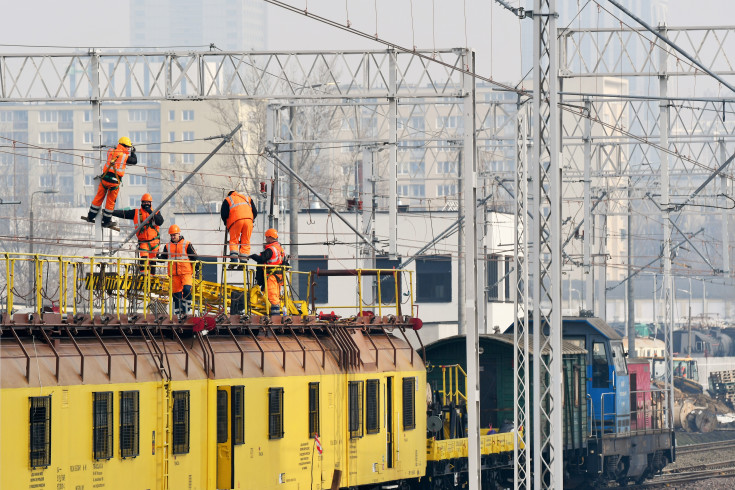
[0,253,414,321]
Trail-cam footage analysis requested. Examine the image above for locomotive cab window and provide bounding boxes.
[592,342,610,388]
[93,392,113,460]
[172,391,190,454]
[29,396,51,468]
[610,342,628,375]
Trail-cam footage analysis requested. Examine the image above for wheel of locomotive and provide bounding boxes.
[614,457,631,487]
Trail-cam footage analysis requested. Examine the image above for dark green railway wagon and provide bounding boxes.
[421,334,588,451]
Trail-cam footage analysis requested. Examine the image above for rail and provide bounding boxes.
[0,253,414,322]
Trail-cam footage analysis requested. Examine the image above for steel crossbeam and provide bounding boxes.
[0,49,470,102]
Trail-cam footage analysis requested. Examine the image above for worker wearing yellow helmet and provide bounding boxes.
[111,192,164,274]
[158,224,200,316]
[82,136,138,229]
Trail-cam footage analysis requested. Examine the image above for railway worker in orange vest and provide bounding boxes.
[249,228,288,315]
[158,224,200,316]
[83,136,137,229]
[111,193,164,274]
[220,189,258,265]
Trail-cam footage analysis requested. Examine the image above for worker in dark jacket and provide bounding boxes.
[220,189,258,264]
[249,228,288,315]
[158,224,199,316]
[112,193,164,274]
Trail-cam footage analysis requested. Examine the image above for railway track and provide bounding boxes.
[633,467,735,488]
[677,439,735,455]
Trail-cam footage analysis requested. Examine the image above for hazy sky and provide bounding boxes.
[0,0,728,84]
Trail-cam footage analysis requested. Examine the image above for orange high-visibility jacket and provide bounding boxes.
[225,192,254,229]
[101,144,131,185]
[265,241,285,266]
[134,208,160,244]
[166,240,193,276]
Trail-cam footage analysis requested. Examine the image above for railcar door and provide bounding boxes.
[217,386,233,489]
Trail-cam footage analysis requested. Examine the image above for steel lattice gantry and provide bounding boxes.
[559,23,735,438]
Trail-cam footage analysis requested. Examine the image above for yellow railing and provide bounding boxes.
[0,253,414,321]
[292,267,414,318]
[439,364,468,406]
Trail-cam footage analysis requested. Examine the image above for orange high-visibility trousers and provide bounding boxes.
[172,274,193,294]
[137,241,159,273]
[228,219,253,256]
[89,182,119,221]
[267,273,282,306]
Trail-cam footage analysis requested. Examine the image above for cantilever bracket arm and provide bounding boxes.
[263,144,380,254]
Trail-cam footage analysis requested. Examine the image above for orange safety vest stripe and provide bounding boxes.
[265,241,285,266]
[167,240,192,276]
[134,208,160,242]
[225,192,253,228]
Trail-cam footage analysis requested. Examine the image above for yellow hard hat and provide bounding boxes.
[168,224,180,234]
[118,136,132,147]
[265,228,278,239]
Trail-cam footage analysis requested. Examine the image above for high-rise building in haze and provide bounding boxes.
[129,0,267,51]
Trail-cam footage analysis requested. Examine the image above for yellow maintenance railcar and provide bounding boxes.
[1,321,426,490]
[0,254,426,490]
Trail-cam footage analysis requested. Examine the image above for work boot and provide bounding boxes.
[101,220,118,229]
[81,214,96,223]
[269,305,281,316]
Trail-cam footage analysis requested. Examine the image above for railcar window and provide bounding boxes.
[232,386,245,445]
[217,390,228,444]
[611,342,628,375]
[308,383,320,438]
[172,391,190,454]
[348,381,364,438]
[592,342,609,388]
[29,396,51,468]
[403,377,416,430]
[366,380,380,434]
[120,391,139,458]
[268,387,284,439]
[93,392,114,460]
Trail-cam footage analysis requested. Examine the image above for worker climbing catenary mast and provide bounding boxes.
[111,193,164,274]
[158,224,200,316]
[249,228,287,315]
[81,136,137,230]
[220,188,258,266]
